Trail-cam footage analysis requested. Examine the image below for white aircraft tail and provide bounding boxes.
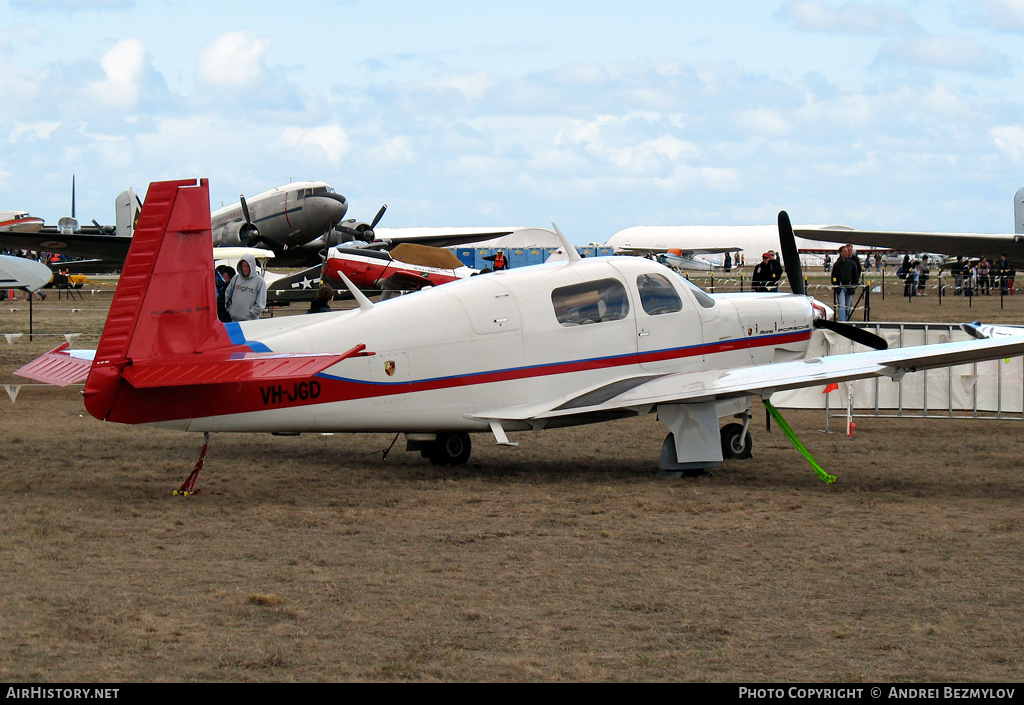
[1014,187,1024,234]
[115,188,142,238]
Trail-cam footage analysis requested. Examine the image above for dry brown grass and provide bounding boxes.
[1,275,1024,682]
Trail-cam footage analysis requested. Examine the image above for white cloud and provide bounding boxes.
[412,70,496,102]
[88,38,146,108]
[10,0,133,9]
[977,0,1024,30]
[991,126,1024,164]
[197,31,270,88]
[777,0,918,35]
[733,108,793,138]
[555,114,701,177]
[9,121,61,142]
[280,125,351,166]
[876,34,1009,74]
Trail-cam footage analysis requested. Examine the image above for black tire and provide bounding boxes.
[427,432,472,466]
[720,423,752,460]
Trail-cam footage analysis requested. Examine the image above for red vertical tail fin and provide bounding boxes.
[84,178,231,420]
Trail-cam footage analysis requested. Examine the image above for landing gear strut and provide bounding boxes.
[720,418,753,460]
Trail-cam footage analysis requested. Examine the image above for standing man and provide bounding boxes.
[215,264,235,323]
[997,254,1013,295]
[830,245,859,322]
[225,253,267,322]
[752,252,777,292]
[484,249,508,271]
[767,250,783,291]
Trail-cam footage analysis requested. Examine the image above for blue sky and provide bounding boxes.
[2,0,1024,241]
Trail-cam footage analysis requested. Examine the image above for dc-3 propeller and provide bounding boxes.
[777,210,887,351]
[334,204,388,244]
[237,194,263,248]
[319,204,391,266]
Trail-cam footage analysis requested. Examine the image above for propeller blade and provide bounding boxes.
[240,195,252,225]
[370,204,387,229]
[814,318,888,350]
[777,210,804,296]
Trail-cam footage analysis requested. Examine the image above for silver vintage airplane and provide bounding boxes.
[0,180,349,269]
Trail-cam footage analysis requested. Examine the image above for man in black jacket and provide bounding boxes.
[752,252,778,292]
[830,245,860,321]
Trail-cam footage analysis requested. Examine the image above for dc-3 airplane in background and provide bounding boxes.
[16,179,1024,488]
[0,180,350,269]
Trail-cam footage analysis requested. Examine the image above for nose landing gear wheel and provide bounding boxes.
[720,422,753,459]
[425,432,472,466]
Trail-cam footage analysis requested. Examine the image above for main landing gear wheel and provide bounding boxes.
[720,423,753,460]
[425,432,472,466]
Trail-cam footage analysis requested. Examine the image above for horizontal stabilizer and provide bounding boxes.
[122,350,359,389]
[14,343,94,386]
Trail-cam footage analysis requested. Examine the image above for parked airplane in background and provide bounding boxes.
[0,210,45,234]
[584,244,742,272]
[0,180,349,269]
[604,224,845,266]
[323,242,481,297]
[0,188,142,271]
[796,188,1024,260]
[16,178,1024,492]
[211,180,348,262]
[0,255,52,291]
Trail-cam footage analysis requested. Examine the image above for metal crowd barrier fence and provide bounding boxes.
[772,323,1024,420]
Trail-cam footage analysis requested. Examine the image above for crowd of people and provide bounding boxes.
[897,253,1016,298]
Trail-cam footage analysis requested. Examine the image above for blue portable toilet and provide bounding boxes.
[525,248,545,266]
[476,248,492,270]
[508,248,529,268]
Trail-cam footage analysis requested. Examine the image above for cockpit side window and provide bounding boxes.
[551,278,630,326]
[636,273,683,315]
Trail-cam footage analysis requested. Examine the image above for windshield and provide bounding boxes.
[672,273,716,308]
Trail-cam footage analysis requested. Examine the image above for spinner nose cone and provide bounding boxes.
[811,298,834,321]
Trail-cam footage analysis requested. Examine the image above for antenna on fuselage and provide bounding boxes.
[551,223,582,263]
[332,268,374,311]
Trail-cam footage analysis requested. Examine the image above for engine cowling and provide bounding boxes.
[214,220,261,248]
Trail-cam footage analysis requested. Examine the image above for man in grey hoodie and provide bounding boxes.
[225,253,267,321]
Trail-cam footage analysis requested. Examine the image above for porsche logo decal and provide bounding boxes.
[384,360,396,377]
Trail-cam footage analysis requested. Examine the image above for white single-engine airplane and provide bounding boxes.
[17,179,1024,486]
